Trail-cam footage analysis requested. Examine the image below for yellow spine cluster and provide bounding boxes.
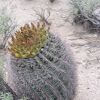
[8,22,50,58]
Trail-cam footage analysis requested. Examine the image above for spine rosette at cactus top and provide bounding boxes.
[8,22,50,58]
[8,22,77,100]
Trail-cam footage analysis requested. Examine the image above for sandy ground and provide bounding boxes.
[0,0,100,100]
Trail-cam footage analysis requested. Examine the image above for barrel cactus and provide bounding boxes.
[8,22,77,100]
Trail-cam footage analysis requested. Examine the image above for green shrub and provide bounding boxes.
[73,0,100,15]
[0,92,27,100]
[0,92,13,100]
[0,7,16,49]
[0,55,6,78]
[72,0,100,31]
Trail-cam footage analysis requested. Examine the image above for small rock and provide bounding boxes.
[50,0,54,3]
[87,87,89,89]
[92,8,100,21]
[97,77,100,79]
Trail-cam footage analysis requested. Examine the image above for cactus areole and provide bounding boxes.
[8,22,50,58]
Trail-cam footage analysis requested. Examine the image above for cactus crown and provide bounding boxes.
[8,22,50,58]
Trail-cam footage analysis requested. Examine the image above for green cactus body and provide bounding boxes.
[8,29,77,100]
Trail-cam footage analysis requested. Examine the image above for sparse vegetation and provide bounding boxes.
[0,92,13,100]
[72,0,100,31]
[34,8,51,25]
[0,7,16,50]
[0,55,5,78]
[0,92,28,100]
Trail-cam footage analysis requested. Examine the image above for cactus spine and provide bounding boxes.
[8,22,77,100]
[8,22,50,58]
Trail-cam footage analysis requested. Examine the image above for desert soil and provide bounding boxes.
[0,0,100,100]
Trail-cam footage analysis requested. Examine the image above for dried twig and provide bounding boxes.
[72,0,100,30]
[0,8,16,50]
[34,8,51,25]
